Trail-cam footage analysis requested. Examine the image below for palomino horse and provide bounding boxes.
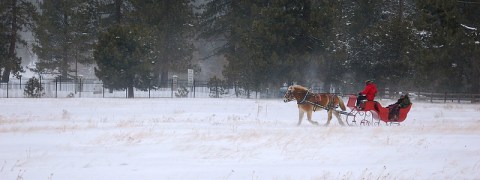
[283,85,347,126]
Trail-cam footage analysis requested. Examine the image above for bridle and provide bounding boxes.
[283,89,295,102]
[283,88,310,104]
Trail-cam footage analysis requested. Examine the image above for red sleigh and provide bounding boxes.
[345,95,412,126]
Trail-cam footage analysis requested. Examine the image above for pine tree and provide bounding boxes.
[414,0,477,92]
[368,0,418,91]
[247,0,315,88]
[94,24,152,98]
[0,22,7,74]
[129,0,196,87]
[200,0,332,91]
[199,0,257,91]
[339,0,421,93]
[24,76,44,98]
[0,0,36,82]
[456,0,480,93]
[347,0,384,82]
[33,0,100,80]
[199,0,478,94]
[308,0,348,91]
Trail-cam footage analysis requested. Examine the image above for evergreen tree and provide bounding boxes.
[94,24,152,98]
[201,0,333,92]
[129,0,197,87]
[95,0,134,28]
[456,0,480,93]
[33,0,98,79]
[309,0,349,91]
[24,76,44,98]
[367,0,418,91]
[198,0,480,95]
[199,0,257,91]
[339,0,420,93]
[414,0,478,92]
[248,0,315,88]
[347,0,384,82]
[0,0,36,82]
[0,21,7,75]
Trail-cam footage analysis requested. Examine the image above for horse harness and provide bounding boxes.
[297,91,338,112]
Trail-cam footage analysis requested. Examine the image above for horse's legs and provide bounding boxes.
[334,111,346,126]
[325,110,333,126]
[298,108,304,126]
[306,110,318,125]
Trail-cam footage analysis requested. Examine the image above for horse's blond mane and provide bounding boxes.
[290,85,308,91]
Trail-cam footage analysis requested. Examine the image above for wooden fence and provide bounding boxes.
[414,92,480,103]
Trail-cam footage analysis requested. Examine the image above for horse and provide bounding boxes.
[283,85,347,126]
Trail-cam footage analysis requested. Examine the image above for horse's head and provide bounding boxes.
[283,86,296,102]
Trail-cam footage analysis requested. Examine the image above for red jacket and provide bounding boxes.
[361,83,378,101]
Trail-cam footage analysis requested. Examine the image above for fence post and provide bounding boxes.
[444,92,447,103]
[79,78,82,98]
[430,92,433,102]
[59,76,62,91]
[6,81,9,98]
[39,75,42,97]
[193,80,196,98]
[55,78,58,98]
[235,84,238,98]
[215,79,219,98]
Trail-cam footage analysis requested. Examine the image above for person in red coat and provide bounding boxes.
[356,80,378,108]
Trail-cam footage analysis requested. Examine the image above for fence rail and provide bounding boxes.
[413,92,480,103]
[0,78,272,99]
[1,78,480,103]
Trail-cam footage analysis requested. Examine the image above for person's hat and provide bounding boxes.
[365,80,373,84]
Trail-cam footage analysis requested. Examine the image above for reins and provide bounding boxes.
[298,90,310,104]
[284,86,351,115]
[297,90,348,114]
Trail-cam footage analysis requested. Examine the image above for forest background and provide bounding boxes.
[1,0,479,98]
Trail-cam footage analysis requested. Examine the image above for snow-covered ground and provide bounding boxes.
[1,98,479,179]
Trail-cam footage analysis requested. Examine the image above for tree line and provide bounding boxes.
[1,0,479,98]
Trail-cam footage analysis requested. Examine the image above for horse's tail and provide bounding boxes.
[337,96,346,111]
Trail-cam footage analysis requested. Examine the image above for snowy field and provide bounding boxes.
[1,98,479,179]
